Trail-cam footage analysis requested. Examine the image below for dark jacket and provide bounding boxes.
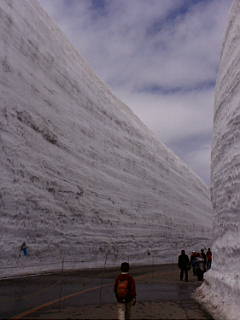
[178,253,190,269]
[201,252,207,264]
[206,250,212,261]
[114,273,136,303]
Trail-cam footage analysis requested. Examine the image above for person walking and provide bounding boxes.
[200,249,207,271]
[194,253,205,280]
[20,242,29,256]
[114,262,136,320]
[178,250,190,282]
[190,251,197,275]
[206,248,212,270]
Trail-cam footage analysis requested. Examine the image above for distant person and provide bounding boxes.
[190,251,197,275]
[20,242,29,256]
[206,248,212,270]
[178,250,190,282]
[200,249,207,271]
[114,262,136,320]
[194,253,205,281]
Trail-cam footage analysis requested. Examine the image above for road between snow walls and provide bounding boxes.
[0,0,212,280]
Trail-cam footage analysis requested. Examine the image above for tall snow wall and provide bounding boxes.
[0,0,211,276]
[196,1,240,319]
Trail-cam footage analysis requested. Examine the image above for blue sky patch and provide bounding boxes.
[138,80,216,95]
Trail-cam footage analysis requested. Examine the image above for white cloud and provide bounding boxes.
[38,0,232,183]
[117,87,214,184]
[117,89,214,144]
[184,144,212,184]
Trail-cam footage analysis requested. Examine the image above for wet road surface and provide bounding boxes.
[0,264,213,319]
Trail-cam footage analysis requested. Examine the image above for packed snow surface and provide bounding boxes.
[0,0,212,277]
[196,1,240,319]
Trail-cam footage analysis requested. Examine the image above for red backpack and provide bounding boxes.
[117,278,129,302]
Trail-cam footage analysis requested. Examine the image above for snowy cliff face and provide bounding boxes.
[196,1,240,319]
[0,0,211,275]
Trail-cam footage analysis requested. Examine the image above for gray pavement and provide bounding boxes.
[0,264,213,319]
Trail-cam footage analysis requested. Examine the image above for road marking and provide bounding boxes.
[11,271,154,319]
[11,283,111,320]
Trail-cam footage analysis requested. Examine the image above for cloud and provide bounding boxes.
[184,143,212,185]
[116,87,214,184]
[39,0,231,89]
[117,88,214,144]
[38,0,232,183]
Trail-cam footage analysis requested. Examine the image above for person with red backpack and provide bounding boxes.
[206,248,212,270]
[114,262,136,320]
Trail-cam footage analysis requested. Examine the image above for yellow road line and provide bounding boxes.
[11,283,111,320]
[11,271,154,319]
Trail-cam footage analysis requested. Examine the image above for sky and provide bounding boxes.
[38,0,232,184]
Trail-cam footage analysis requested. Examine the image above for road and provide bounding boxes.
[0,264,213,319]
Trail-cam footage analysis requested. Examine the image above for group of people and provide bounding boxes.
[178,248,212,281]
[16,244,212,319]
[114,249,213,319]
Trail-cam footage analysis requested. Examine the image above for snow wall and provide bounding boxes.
[196,1,240,319]
[0,0,212,278]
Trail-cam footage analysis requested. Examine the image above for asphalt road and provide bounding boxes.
[0,264,213,319]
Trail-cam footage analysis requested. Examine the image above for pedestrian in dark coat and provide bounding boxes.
[206,248,212,270]
[190,251,197,275]
[114,262,136,320]
[200,249,207,271]
[178,250,190,282]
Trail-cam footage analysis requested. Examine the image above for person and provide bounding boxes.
[190,251,197,275]
[20,242,29,256]
[200,249,207,271]
[178,250,190,282]
[114,262,136,320]
[206,248,212,270]
[194,253,205,281]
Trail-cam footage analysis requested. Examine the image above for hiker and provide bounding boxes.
[114,262,136,320]
[20,242,29,256]
[194,253,205,281]
[200,249,207,271]
[190,251,197,275]
[178,250,190,282]
[206,248,212,270]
